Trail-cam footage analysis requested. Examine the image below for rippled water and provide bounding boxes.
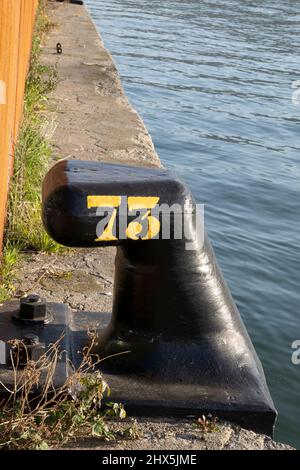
[85,0,300,447]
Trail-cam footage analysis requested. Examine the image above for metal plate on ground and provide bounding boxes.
[0,302,276,436]
[0,302,71,394]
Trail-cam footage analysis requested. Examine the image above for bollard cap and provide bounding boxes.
[42,160,196,247]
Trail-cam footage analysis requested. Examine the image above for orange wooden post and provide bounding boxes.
[0,0,21,251]
[13,0,38,149]
[0,0,37,253]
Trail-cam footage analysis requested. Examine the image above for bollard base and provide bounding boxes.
[70,311,277,437]
[0,304,276,437]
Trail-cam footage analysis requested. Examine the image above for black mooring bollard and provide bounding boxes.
[42,159,277,435]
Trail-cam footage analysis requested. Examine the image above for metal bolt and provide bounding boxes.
[14,333,45,366]
[26,294,40,303]
[23,333,40,346]
[19,294,47,321]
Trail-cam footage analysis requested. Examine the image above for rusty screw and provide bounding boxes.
[19,294,47,321]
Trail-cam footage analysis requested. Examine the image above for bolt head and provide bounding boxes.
[19,294,47,320]
[23,333,40,345]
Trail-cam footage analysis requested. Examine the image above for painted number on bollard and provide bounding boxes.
[127,196,161,240]
[87,195,161,241]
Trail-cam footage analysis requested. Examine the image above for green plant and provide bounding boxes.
[0,242,20,303]
[196,415,219,433]
[6,0,59,254]
[0,332,137,450]
[0,0,62,300]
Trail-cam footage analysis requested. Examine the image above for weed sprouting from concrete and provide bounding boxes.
[196,415,219,433]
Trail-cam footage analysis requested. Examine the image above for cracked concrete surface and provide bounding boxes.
[65,418,293,450]
[7,1,294,450]
[14,248,114,312]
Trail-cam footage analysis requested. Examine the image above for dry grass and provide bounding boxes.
[0,332,138,450]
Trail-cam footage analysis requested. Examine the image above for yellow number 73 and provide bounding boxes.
[87,196,160,241]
